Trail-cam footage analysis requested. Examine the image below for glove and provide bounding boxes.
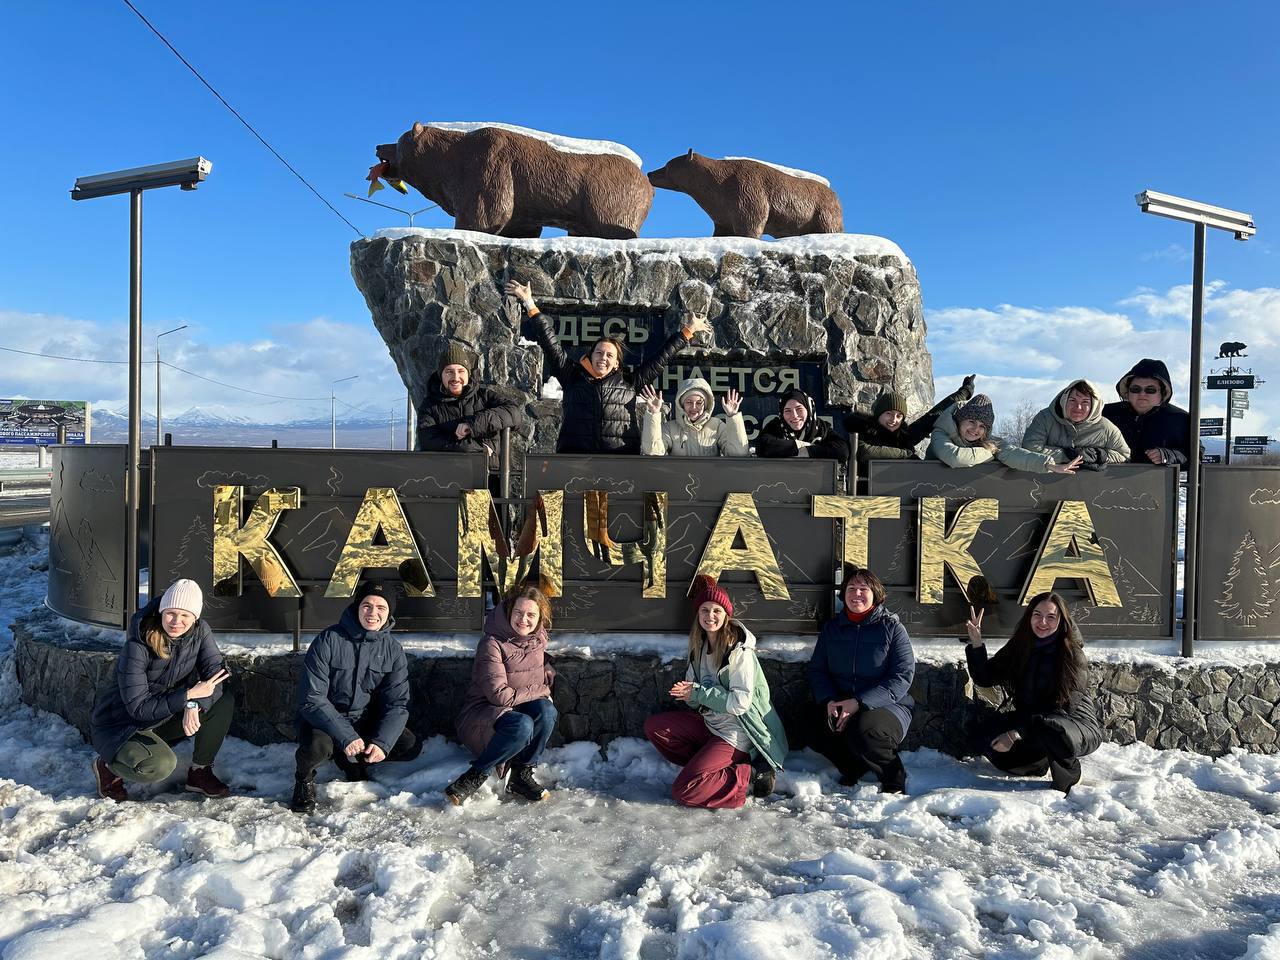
[1075,446,1107,465]
[960,374,977,399]
[1080,460,1108,472]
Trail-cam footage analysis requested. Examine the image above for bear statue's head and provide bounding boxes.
[647,149,700,189]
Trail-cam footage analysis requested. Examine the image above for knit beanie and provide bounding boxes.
[438,343,474,375]
[954,394,995,433]
[159,579,203,619]
[354,580,396,618]
[692,576,733,619]
[873,391,910,418]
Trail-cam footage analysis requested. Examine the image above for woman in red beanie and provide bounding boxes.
[643,579,789,808]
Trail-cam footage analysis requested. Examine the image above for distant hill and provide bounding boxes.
[89,406,411,450]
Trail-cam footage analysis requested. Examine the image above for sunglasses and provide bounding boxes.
[1128,385,1160,395]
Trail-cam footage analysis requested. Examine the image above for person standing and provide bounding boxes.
[638,377,748,457]
[1022,379,1130,468]
[416,343,524,464]
[1101,358,1192,466]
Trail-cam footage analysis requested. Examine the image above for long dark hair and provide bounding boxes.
[1001,592,1084,706]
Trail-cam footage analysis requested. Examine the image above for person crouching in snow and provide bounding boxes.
[963,592,1102,794]
[291,581,418,815]
[1021,379,1129,470]
[638,377,748,457]
[756,387,850,461]
[447,585,559,805]
[843,375,976,468]
[643,579,788,808]
[928,394,1083,475]
[90,579,233,802]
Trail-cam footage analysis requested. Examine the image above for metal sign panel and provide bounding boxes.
[1232,408,1246,420]
[1201,417,1224,427]
[0,399,89,446]
[1236,436,1270,445]
[1200,427,1223,437]
[1208,374,1256,390]
[1230,395,1250,409]
[151,448,489,632]
[526,454,838,632]
[1233,446,1266,456]
[48,445,126,626]
[1197,466,1280,640]
[867,462,1177,639]
[1203,455,1222,464]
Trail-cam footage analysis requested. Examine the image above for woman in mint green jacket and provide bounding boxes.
[928,395,1083,475]
[644,578,788,808]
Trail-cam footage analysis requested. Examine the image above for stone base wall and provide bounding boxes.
[15,617,1279,758]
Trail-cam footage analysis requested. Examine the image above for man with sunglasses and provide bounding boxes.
[1102,359,1191,466]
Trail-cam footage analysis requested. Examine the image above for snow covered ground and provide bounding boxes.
[2,532,1280,958]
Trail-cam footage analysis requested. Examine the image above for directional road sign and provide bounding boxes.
[1236,436,1271,445]
[1233,445,1266,455]
[1208,374,1256,390]
[1200,426,1223,436]
[1230,394,1250,409]
[1231,408,1246,420]
[1200,417,1224,427]
[1202,454,1222,464]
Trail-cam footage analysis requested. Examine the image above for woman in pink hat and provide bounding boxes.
[643,578,788,809]
[89,579,233,802]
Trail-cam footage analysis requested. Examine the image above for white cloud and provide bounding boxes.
[0,310,406,424]
[927,282,1279,443]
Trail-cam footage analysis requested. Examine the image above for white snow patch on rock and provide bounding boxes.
[722,156,831,186]
[425,121,643,168]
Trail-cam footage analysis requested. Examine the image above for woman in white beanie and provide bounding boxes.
[89,579,233,802]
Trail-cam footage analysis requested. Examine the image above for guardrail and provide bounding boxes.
[0,469,53,493]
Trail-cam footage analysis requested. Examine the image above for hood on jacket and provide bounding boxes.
[776,387,819,438]
[674,377,715,427]
[483,602,548,649]
[1115,358,1174,404]
[1052,379,1106,425]
[425,371,478,404]
[338,603,396,643]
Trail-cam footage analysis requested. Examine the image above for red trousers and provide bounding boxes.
[644,710,752,809]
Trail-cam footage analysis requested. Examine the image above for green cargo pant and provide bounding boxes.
[109,691,234,783]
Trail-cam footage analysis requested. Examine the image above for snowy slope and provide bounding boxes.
[2,533,1280,958]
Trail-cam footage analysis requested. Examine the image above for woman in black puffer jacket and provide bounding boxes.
[506,280,708,454]
[964,591,1102,794]
[756,388,850,461]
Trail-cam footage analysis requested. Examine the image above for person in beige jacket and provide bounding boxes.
[638,378,749,457]
[1022,379,1130,470]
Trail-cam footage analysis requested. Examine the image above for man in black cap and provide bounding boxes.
[416,342,524,464]
[290,581,418,814]
[1101,359,1191,465]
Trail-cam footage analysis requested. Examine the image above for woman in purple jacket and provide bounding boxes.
[807,567,916,793]
[446,585,558,805]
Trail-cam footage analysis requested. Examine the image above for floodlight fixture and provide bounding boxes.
[1135,190,1255,241]
[71,157,212,201]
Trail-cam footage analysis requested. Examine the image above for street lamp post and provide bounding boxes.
[1136,190,1255,657]
[155,323,188,446]
[331,375,358,449]
[72,157,211,627]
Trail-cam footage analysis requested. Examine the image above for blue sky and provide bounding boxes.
[1,1,1276,435]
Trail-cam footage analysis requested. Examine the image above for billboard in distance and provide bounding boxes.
[0,399,90,445]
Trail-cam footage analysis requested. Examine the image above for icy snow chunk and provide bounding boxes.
[540,376,563,400]
[722,157,831,186]
[425,121,643,168]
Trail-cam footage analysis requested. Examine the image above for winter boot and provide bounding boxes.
[1049,758,1082,795]
[93,757,128,802]
[445,766,488,806]
[506,765,549,802]
[751,765,777,799]
[185,765,231,798]
[290,776,317,814]
[878,756,908,795]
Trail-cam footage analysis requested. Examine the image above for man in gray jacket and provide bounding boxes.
[639,378,749,457]
[290,581,418,814]
[1022,379,1130,470]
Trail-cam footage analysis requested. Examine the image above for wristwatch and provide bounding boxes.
[185,700,200,711]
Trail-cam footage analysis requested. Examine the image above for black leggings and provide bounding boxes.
[807,703,906,786]
[976,714,1079,776]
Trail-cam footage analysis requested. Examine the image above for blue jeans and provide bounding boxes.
[472,698,558,774]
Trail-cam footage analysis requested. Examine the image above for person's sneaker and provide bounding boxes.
[1049,758,1082,795]
[185,765,231,798]
[751,765,777,798]
[445,766,488,806]
[506,765,549,802]
[290,776,317,814]
[92,757,128,802]
[333,752,370,783]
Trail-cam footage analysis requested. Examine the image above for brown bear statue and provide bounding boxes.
[374,123,653,239]
[647,150,843,239]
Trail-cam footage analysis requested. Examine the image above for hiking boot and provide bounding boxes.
[93,757,127,802]
[185,765,231,798]
[751,765,777,798]
[1049,758,1082,795]
[506,765,549,803]
[290,776,317,814]
[333,752,370,783]
[445,766,488,806]
[878,757,908,795]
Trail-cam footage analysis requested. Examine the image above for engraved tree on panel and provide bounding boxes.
[1216,530,1275,627]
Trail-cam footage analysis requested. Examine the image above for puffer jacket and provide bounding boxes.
[454,605,556,757]
[756,388,850,461]
[927,403,1054,472]
[90,596,226,762]
[529,310,691,454]
[641,376,749,457]
[844,381,973,464]
[965,628,1102,758]
[684,621,789,770]
[297,604,410,753]
[808,604,916,738]
[416,374,523,461]
[1022,379,1130,466]
[1101,358,1191,465]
